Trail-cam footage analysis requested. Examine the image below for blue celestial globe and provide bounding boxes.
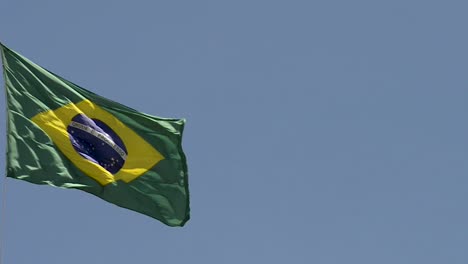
[67,114,128,174]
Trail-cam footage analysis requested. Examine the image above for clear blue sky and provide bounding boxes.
[1,1,468,263]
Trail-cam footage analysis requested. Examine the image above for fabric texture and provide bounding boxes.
[1,43,190,227]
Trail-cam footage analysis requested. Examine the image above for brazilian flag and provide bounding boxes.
[0,43,189,227]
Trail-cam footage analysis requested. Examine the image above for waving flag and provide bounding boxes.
[0,43,189,227]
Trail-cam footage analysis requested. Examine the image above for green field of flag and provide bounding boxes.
[1,43,190,227]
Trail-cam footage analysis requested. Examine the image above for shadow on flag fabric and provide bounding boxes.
[0,43,190,227]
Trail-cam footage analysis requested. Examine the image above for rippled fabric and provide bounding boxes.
[1,43,190,227]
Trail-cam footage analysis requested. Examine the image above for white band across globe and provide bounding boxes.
[69,120,127,161]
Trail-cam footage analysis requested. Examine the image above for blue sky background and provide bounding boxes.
[1,1,468,263]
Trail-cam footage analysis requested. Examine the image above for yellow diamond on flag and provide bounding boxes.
[31,99,164,186]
